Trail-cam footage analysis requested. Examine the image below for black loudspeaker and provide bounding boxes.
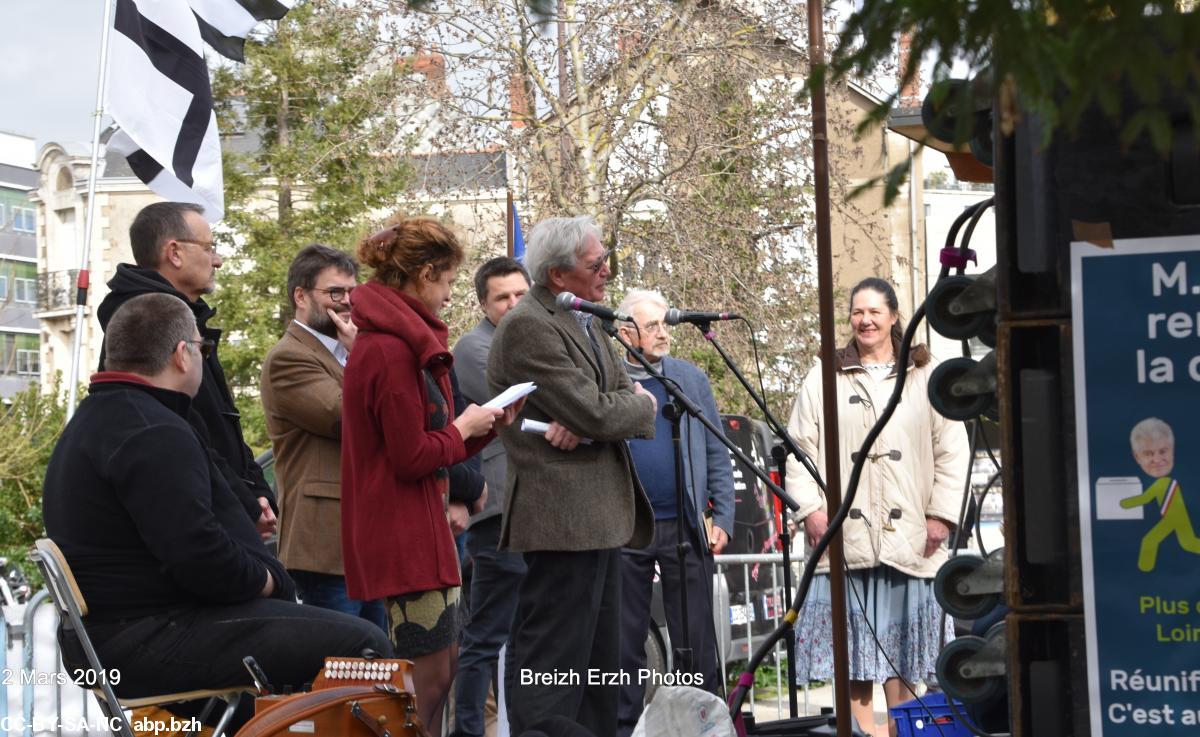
[994,23,1200,737]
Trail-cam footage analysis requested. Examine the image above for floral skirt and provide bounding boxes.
[793,565,952,684]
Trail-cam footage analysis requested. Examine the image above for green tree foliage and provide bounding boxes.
[821,1,1200,203]
[0,379,68,566]
[210,0,416,451]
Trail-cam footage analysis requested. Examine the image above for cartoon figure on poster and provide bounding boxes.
[1119,417,1200,572]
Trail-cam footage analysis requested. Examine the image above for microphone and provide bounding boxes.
[664,308,741,326]
[555,292,632,322]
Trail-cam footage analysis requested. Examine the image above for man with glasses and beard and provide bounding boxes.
[98,201,278,540]
[260,244,386,628]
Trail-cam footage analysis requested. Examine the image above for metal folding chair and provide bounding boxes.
[31,539,247,737]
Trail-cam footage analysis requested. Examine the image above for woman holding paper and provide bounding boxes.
[341,217,522,734]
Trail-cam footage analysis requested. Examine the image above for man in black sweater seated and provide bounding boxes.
[43,293,392,728]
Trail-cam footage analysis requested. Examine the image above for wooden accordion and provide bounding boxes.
[235,657,427,737]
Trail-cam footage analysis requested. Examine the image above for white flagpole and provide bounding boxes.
[67,0,117,420]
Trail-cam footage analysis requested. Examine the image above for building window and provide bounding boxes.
[13,208,35,233]
[0,204,5,226]
[16,349,38,376]
[0,275,6,301]
[13,278,36,304]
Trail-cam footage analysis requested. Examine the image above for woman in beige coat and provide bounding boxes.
[786,277,969,737]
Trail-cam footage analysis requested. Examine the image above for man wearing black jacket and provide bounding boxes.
[44,294,391,727]
[97,202,275,534]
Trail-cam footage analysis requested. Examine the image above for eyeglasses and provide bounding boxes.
[640,320,668,336]
[182,338,215,358]
[313,286,356,302]
[176,238,219,255]
[587,249,612,274]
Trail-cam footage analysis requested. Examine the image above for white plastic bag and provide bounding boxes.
[631,686,735,737]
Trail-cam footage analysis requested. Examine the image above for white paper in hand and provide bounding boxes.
[484,382,537,409]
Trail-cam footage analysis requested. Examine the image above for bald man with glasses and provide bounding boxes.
[46,293,392,734]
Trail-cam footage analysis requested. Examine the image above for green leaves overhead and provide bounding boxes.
[211,0,416,451]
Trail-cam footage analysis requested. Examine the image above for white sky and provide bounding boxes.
[0,0,968,157]
[2,0,106,150]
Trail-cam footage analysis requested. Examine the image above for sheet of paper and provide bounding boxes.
[484,382,537,409]
[520,418,593,445]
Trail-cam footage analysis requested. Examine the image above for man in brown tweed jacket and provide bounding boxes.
[488,216,657,737]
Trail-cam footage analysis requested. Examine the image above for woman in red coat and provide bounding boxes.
[341,218,522,734]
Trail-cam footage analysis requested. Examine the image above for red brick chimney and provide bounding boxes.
[409,48,449,98]
[898,31,922,108]
[509,67,530,128]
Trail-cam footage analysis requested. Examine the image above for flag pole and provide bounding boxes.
[67,0,117,420]
[506,188,514,258]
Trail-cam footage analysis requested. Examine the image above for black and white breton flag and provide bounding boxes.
[107,0,293,223]
[190,0,295,62]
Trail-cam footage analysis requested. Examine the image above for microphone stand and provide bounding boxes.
[687,321,827,495]
[597,318,801,512]
[597,318,801,694]
[599,318,800,697]
[689,319,826,718]
[664,397,694,676]
[771,444,798,719]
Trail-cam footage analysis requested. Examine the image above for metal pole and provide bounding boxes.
[67,0,117,419]
[806,2,853,736]
[506,189,514,257]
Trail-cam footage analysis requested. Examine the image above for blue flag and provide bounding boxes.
[512,201,526,261]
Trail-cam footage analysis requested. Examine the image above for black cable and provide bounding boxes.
[974,471,1001,558]
[937,199,991,282]
[939,198,995,281]
[951,200,994,277]
[728,301,928,717]
[952,421,981,552]
[843,562,948,737]
[729,196,995,721]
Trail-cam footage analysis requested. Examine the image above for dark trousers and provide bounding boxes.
[75,598,394,732]
[508,548,620,737]
[454,517,527,736]
[617,519,719,737]
[290,569,389,634]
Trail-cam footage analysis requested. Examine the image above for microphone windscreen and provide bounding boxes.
[664,308,683,326]
[555,292,578,310]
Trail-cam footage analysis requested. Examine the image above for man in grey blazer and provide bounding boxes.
[613,289,735,736]
[488,216,658,737]
[452,256,530,737]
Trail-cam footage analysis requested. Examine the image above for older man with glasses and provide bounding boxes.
[98,201,279,541]
[488,216,658,737]
[259,244,389,631]
[613,289,734,737]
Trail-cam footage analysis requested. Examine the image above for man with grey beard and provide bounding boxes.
[260,244,387,630]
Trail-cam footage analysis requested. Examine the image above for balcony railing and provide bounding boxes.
[37,269,79,313]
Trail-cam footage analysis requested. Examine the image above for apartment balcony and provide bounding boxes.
[35,269,80,318]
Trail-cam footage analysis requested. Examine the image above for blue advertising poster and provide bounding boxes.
[1072,235,1200,734]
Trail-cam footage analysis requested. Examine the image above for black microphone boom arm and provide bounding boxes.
[595,317,800,513]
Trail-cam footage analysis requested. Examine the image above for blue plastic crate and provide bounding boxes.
[889,692,972,737]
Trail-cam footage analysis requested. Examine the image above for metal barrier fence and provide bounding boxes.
[712,552,812,720]
[2,591,107,737]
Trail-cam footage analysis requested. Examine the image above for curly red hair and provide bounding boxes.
[357,217,465,290]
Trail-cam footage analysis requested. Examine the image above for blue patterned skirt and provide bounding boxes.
[793,565,952,684]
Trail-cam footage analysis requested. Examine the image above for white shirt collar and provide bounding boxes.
[294,320,348,367]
